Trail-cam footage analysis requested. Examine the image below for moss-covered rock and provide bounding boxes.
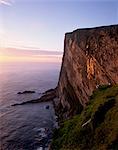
[51,85,118,150]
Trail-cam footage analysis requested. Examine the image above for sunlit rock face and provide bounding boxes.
[56,25,118,119]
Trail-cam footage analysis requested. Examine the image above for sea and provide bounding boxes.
[0,61,61,150]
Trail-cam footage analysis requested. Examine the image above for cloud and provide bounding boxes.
[0,0,14,6]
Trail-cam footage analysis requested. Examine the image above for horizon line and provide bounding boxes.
[0,46,63,52]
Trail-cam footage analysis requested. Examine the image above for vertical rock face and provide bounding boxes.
[57,25,118,119]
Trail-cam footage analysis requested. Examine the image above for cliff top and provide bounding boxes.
[66,24,118,35]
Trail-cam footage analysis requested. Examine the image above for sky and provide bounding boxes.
[0,0,118,51]
[0,47,62,62]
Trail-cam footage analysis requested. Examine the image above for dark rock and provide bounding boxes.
[46,105,49,109]
[12,89,56,106]
[17,91,35,94]
[43,89,55,94]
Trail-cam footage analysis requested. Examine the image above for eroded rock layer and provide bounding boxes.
[57,25,118,119]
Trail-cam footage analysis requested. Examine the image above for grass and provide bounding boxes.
[51,84,118,150]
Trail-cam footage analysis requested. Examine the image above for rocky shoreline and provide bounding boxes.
[12,88,57,106]
[12,88,59,150]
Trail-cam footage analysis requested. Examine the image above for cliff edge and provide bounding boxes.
[56,25,118,119]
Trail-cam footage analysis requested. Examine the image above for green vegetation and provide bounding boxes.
[52,85,118,150]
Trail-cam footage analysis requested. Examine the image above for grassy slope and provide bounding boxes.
[52,85,118,150]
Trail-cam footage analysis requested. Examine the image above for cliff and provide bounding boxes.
[56,25,118,119]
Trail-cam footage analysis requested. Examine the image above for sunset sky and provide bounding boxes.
[0,47,62,62]
[0,0,118,51]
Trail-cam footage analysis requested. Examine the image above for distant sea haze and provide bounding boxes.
[0,50,62,149]
[0,47,63,63]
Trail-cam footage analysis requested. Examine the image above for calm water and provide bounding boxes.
[0,61,61,150]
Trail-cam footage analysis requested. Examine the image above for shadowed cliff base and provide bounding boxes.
[51,85,118,150]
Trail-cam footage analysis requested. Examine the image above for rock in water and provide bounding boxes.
[46,105,49,109]
[12,89,56,106]
[17,90,35,94]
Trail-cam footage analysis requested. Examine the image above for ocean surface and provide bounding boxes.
[0,61,61,150]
